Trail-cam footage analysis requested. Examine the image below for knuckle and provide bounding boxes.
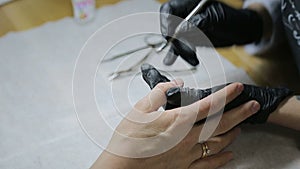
[213,137,222,143]
[167,110,179,122]
[163,110,180,127]
[180,136,193,148]
[135,96,152,112]
[218,119,229,131]
[215,142,224,152]
[155,82,167,91]
[199,99,211,113]
[155,82,176,95]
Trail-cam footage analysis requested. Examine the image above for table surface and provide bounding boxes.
[1,0,299,92]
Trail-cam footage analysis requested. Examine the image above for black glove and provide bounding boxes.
[160,0,264,66]
[141,64,170,89]
[166,85,292,124]
[141,64,293,124]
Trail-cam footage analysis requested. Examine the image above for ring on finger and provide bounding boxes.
[201,142,211,158]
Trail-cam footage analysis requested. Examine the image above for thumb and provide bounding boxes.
[135,79,184,113]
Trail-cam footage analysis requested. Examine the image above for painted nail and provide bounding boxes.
[236,83,244,93]
[251,101,260,113]
[172,78,184,86]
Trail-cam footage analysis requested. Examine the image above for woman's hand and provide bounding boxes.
[91,82,260,169]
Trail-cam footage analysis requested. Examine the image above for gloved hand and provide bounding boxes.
[160,0,264,66]
[141,64,293,124]
[141,64,170,89]
[166,85,292,124]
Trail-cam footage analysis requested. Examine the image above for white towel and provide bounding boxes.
[0,0,299,169]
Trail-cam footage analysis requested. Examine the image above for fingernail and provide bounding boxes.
[236,83,244,93]
[251,101,260,114]
[172,78,184,86]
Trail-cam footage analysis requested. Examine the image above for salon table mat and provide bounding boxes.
[0,0,299,169]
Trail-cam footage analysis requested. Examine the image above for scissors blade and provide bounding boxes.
[103,45,151,63]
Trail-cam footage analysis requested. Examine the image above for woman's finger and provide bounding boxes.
[189,152,233,169]
[190,128,240,161]
[208,128,241,154]
[134,79,183,113]
[175,83,244,124]
[212,100,260,136]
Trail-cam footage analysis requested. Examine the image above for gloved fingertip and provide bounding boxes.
[172,39,199,66]
[178,48,199,66]
[188,58,199,66]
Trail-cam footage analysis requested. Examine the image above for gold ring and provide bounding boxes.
[201,142,210,158]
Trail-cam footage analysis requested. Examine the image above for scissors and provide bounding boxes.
[102,35,164,63]
[104,34,196,81]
